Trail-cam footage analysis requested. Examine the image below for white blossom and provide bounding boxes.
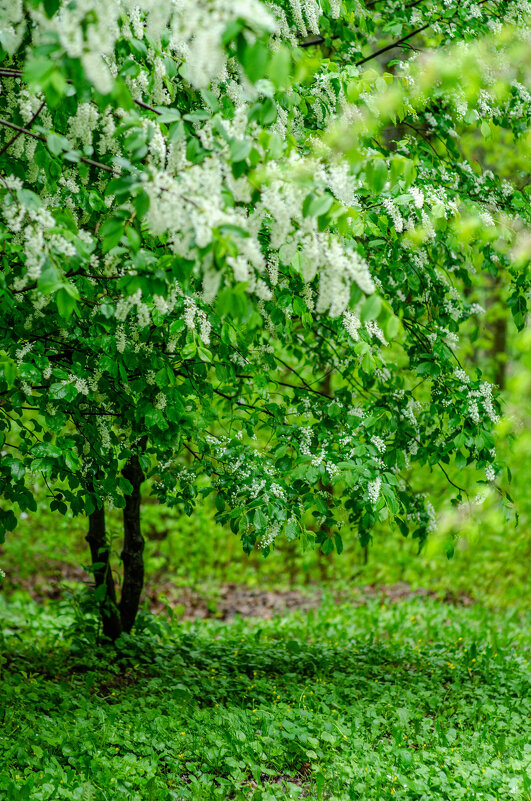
[368,476,381,505]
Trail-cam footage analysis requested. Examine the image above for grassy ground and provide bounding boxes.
[1,596,530,800]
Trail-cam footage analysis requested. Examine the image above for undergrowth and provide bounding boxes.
[1,597,530,800]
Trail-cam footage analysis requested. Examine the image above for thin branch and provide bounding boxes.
[0,69,162,116]
[212,387,274,418]
[0,101,45,157]
[183,441,201,460]
[0,117,120,174]
[355,22,431,66]
[438,461,469,499]
[300,3,427,51]
[134,98,162,115]
[275,380,332,398]
[300,35,330,48]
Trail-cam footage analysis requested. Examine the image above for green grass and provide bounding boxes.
[1,596,530,800]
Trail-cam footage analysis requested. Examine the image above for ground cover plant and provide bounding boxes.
[1,596,530,801]
[1,0,531,638]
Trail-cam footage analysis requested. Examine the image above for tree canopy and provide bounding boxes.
[0,0,530,612]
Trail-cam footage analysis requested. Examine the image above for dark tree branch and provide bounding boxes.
[0,101,45,157]
[355,22,430,66]
[0,69,162,116]
[0,117,120,174]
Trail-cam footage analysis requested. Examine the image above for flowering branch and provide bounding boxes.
[0,118,120,174]
[0,101,45,157]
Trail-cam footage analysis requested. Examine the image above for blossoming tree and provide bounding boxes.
[0,0,529,636]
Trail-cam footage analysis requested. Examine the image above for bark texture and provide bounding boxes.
[86,503,123,641]
[119,452,145,633]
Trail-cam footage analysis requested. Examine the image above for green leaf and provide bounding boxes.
[43,0,60,17]
[37,262,63,294]
[321,537,334,555]
[24,57,54,86]
[49,382,78,401]
[230,139,252,163]
[31,442,62,459]
[145,408,166,429]
[396,517,409,538]
[302,193,334,219]
[16,188,41,210]
[46,133,69,156]
[181,342,197,359]
[360,294,382,322]
[156,108,182,124]
[285,519,298,541]
[269,47,291,89]
[366,160,388,193]
[56,287,77,319]
[0,356,17,387]
[6,458,25,481]
[259,98,277,126]
[253,508,267,531]
[200,90,221,112]
[384,313,400,340]
[240,40,268,83]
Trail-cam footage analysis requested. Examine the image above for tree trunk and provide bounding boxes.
[119,452,145,633]
[86,503,123,642]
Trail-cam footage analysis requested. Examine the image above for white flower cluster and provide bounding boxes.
[0,186,98,288]
[454,368,470,386]
[299,427,313,457]
[365,320,387,345]
[485,465,496,482]
[425,500,436,532]
[371,436,386,454]
[468,400,480,424]
[183,297,211,345]
[343,310,362,341]
[260,522,280,548]
[16,0,276,93]
[145,147,374,316]
[155,392,167,410]
[410,186,424,209]
[367,476,381,505]
[467,380,499,426]
[383,198,404,233]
